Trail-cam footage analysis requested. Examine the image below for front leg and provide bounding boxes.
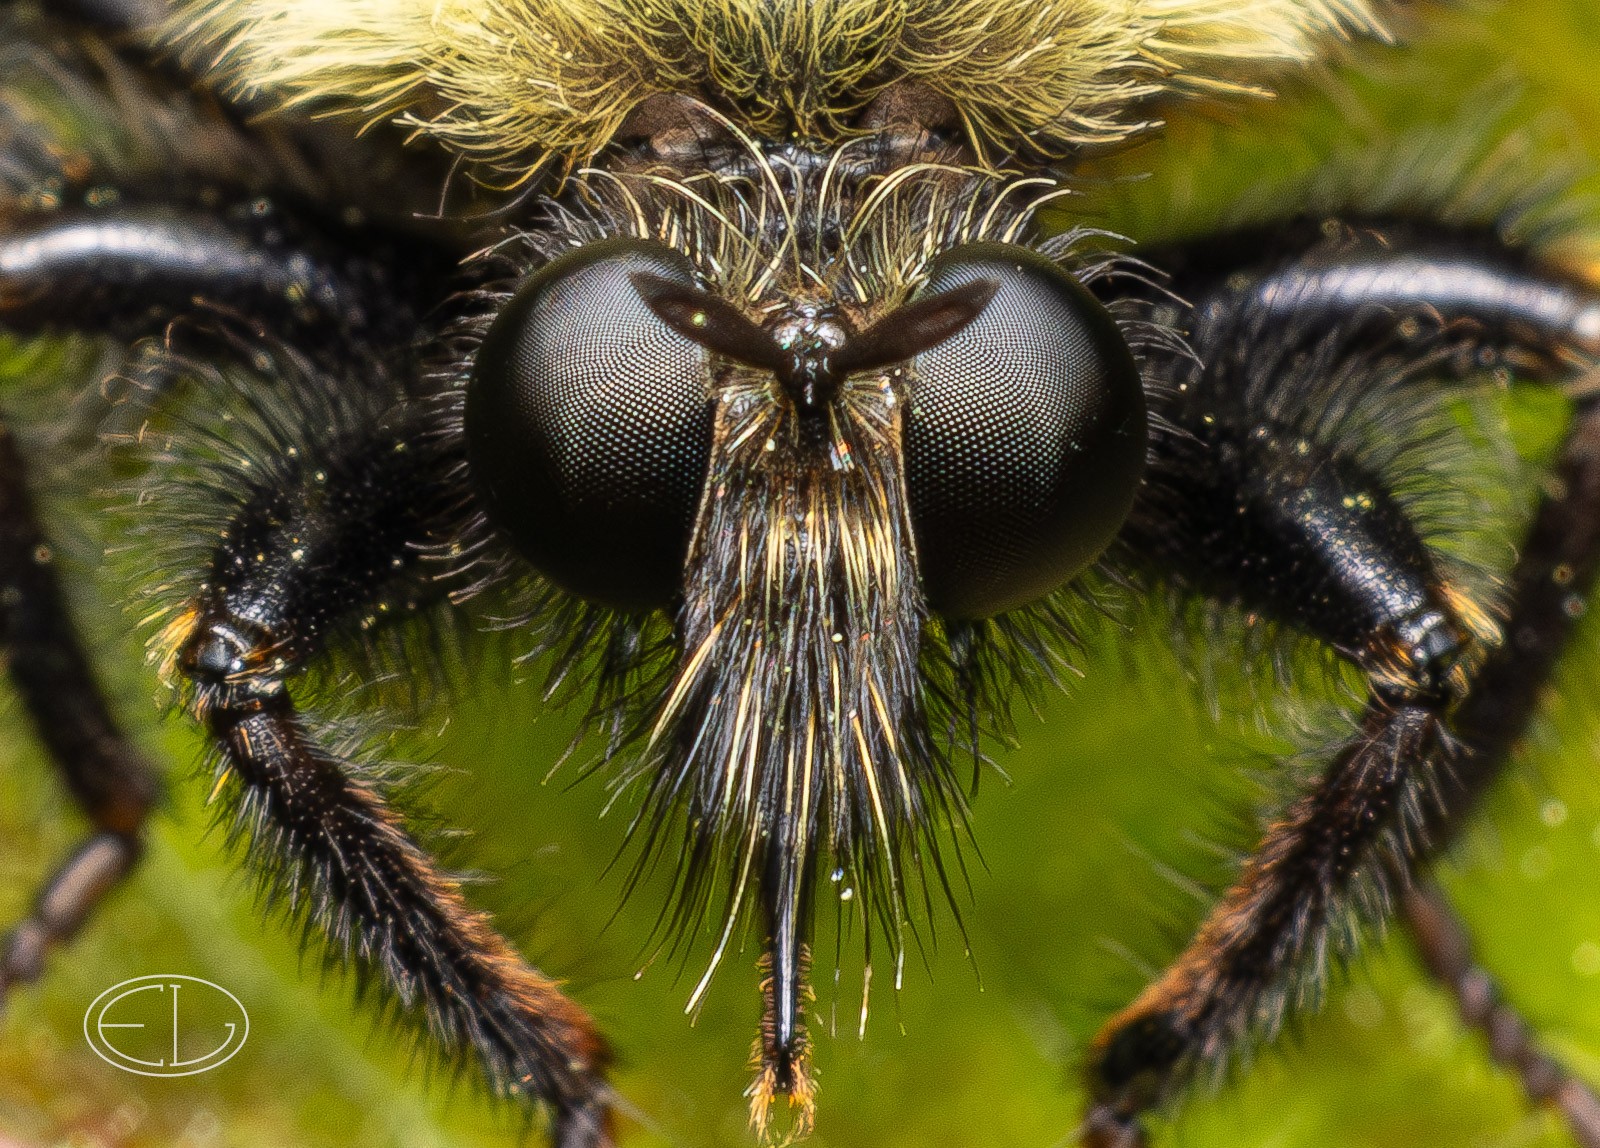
[158,399,614,1148]
[1091,426,1479,1143]
[0,204,445,994]
[1087,219,1600,1145]
[0,26,462,993]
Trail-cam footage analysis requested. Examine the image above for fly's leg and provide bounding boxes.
[0,87,458,989]
[1126,217,1600,377]
[1398,399,1600,1148]
[0,192,446,364]
[0,12,595,1130]
[159,400,613,1148]
[1089,420,1484,1144]
[1405,881,1600,1148]
[0,416,157,993]
[1439,393,1600,826]
[1086,219,1600,1145]
[0,168,608,1143]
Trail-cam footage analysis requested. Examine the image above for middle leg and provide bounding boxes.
[1085,216,1600,1144]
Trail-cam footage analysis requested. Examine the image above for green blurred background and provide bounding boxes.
[4,3,1600,1147]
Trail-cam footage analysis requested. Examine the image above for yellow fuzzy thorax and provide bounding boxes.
[166,0,1388,181]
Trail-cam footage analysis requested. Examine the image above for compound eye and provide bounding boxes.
[466,238,712,610]
[905,242,1147,619]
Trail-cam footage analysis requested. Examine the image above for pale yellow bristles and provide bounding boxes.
[164,0,1390,180]
[745,1054,817,1146]
[144,602,200,690]
[747,950,818,1145]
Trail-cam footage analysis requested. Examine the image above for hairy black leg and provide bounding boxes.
[1394,400,1600,1148]
[161,406,612,1148]
[1084,223,1600,1145]
[1443,402,1600,828]
[0,192,450,359]
[1087,416,1477,1143]
[1126,217,1600,376]
[0,178,454,998]
[1405,881,1600,1147]
[3,3,469,358]
[0,416,157,992]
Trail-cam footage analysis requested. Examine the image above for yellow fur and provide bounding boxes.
[166,0,1387,179]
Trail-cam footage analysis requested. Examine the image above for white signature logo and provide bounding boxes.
[83,975,249,1077]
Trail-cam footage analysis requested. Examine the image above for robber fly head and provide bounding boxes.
[461,106,1147,1130]
[168,0,1381,1132]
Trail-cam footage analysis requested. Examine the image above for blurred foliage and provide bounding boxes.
[4,4,1600,1148]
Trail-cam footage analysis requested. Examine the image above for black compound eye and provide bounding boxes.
[466,238,712,610]
[905,242,1147,619]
